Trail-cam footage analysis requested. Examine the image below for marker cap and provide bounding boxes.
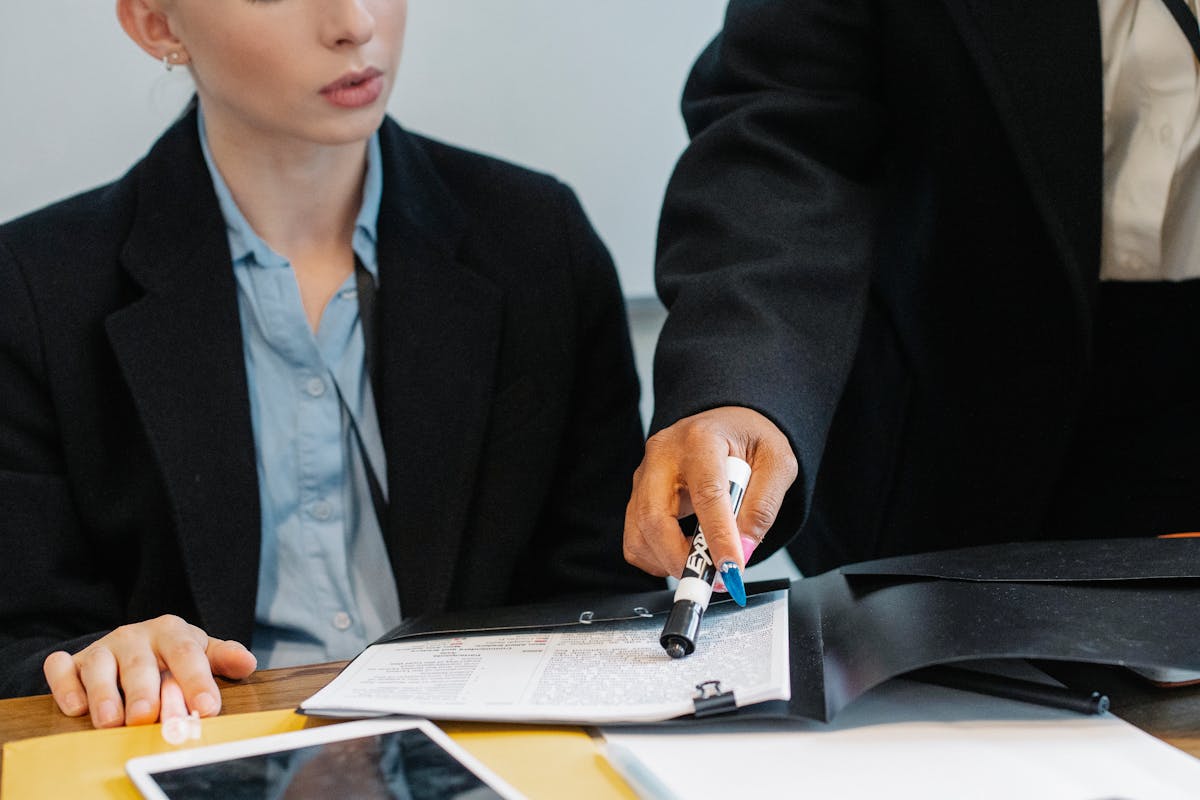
[659,599,702,658]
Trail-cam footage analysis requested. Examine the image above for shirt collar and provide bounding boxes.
[198,106,382,278]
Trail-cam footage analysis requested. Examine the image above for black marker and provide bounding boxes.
[659,456,752,659]
[908,665,1110,715]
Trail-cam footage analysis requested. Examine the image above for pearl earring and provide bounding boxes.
[163,52,180,72]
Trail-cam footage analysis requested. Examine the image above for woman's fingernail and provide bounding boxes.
[63,692,87,716]
[96,700,121,727]
[128,698,153,722]
[741,535,760,563]
[720,561,747,606]
[193,692,218,716]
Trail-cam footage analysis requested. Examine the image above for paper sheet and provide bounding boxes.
[303,590,790,724]
[601,667,1200,800]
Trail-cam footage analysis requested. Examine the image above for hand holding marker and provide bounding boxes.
[659,456,752,658]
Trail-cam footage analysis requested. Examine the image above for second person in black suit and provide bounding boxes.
[625,0,1200,582]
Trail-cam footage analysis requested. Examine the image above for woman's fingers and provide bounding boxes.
[43,650,88,717]
[76,644,124,728]
[154,618,223,718]
[112,632,165,725]
[42,614,255,727]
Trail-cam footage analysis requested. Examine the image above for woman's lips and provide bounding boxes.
[320,68,384,109]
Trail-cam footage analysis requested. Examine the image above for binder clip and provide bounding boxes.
[692,680,737,719]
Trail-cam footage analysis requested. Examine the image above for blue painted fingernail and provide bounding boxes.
[720,561,747,607]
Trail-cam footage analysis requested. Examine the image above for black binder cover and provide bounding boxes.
[368,537,1200,724]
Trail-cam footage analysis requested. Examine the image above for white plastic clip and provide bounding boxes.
[162,710,202,745]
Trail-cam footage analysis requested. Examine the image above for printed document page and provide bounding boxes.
[302,590,790,724]
[601,665,1200,800]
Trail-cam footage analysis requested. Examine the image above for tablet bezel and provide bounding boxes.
[125,716,525,799]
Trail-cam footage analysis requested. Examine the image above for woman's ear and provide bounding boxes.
[116,0,188,67]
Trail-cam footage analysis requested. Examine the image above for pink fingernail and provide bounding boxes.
[741,535,760,562]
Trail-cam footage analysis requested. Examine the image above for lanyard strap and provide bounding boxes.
[355,256,380,400]
[331,256,387,533]
[1161,0,1200,62]
[334,377,389,535]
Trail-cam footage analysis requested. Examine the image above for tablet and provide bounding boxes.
[125,717,525,799]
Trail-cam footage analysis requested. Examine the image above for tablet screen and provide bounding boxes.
[127,720,521,800]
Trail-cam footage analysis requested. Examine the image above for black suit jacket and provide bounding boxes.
[0,111,655,697]
[652,1,1154,574]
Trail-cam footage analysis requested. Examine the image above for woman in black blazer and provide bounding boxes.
[0,0,654,724]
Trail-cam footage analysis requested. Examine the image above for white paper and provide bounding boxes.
[302,590,790,724]
[601,666,1200,800]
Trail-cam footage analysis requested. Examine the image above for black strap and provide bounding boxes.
[330,257,387,533]
[354,256,380,398]
[334,378,389,536]
[1161,0,1200,63]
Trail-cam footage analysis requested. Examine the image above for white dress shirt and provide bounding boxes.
[1100,0,1200,280]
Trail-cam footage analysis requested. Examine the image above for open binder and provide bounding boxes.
[301,537,1200,725]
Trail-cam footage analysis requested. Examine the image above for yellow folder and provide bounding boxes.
[1,710,635,799]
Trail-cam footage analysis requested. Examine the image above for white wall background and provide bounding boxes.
[0,0,730,299]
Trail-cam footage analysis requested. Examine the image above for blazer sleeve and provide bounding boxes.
[651,0,887,526]
[511,183,661,599]
[0,238,121,698]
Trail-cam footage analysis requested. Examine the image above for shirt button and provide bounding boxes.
[305,376,326,397]
[311,500,333,520]
[333,612,352,631]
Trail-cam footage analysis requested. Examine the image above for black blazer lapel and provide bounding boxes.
[104,114,261,643]
[939,0,1103,349]
[374,121,504,618]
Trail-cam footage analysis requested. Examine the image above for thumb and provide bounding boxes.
[206,638,258,680]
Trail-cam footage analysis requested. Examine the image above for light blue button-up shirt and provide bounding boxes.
[199,112,400,669]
